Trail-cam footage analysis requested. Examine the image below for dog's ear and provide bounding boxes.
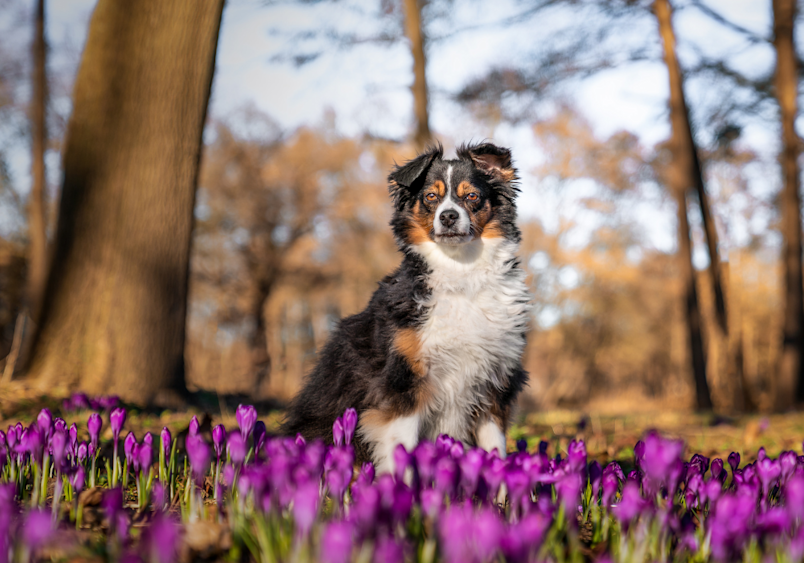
[459,143,516,183]
[388,144,443,208]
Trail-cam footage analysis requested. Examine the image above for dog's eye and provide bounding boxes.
[465,192,479,202]
[425,193,438,202]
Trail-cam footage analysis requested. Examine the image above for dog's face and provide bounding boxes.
[388,143,520,249]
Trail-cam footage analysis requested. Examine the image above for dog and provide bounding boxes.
[283,142,531,473]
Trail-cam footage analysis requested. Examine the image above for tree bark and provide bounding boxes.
[25,0,224,404]
[655,0,713,410]
[773,0,804,410]
[401,0,432,149]
[27,0,48,322]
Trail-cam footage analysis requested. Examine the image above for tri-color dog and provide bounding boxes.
[283,142,531,473]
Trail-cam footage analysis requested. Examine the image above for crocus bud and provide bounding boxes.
[254,421,267,452]
[186,434,211,482]
[139,442,153,475]
[333,418,344,447]
[236,405,257,439]
[50,428,68,470]
[87,413,102,449]
[22,509,52,548]
[343,408,357,446]
[189,416,200,437]
[77,442,88,463]
[212,425,226,460]
[70,466,85,495]
[69,423,78,451]
[110,408,126,440]
[37,409,53,439]
[161,427,172,458]
[124,432,137,464]
[143,432,153,448]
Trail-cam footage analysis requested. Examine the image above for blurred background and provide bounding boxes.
[0,0,801,416]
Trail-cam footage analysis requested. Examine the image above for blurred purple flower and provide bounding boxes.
[434,456,459,497]
[21,427,43,462]
[343,408,357,446]
[393,444,411,481]
[110,408,126,441]
[757,456,781,496]
[589,461,603,500]
[254,421,267,452]
[69,423,78,452]
[227,431,247,466]
[50,427,68,469]
[87,413,102,449]
[142,513,180,563]
[786,475,804,519]
[780,450,797,484]
[567,440,587,473]
[138,442,153,475]
[634,440,645,469]
[98,396,120,411]
[77,442,88,463]
[212,425,226,461]
[614,481,645,530]
[711,458,725,483]
[152,480,167,511]
[556,472,583,511]
[320,521,353,563]
[186,434,211,482]
[103,488,126,539]
[70,465,85,494]
[36,408,52,439]
[641,431,684,491]
[373,534,405,563]
[292,481,320,538]
[236,404,257,439]
[22,509,52,548]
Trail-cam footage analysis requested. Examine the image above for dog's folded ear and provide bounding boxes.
[388,143,443,208]
[459,143,516,183]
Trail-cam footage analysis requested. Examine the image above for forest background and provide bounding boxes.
[0,0,801,417]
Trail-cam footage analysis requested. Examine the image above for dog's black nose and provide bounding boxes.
[440,209,458,227]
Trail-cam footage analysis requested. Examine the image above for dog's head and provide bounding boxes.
[388,142,520,250]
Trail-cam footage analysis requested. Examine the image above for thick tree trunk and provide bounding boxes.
[27,0,48,322]
[773,0,804,410]
[655,0,713,410]
[401,0,432,149]
[25,0,224,404]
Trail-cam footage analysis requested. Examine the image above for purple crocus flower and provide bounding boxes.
[254,421,267,452]
[589,460,603,500]
[70,465,85,495]
[139,442,153,475]
[785,475,804,520]
[188,416,200,437]
[473,507,505,563]
[87,413,102,449]
[567,439,587,473]
[320,521,354,563]
[36,408,53,440]
[124,432,137,465]
[50,428,68,469]
[186,434,211,483]
[711,458,725,483]
[236,404,257,439]
[110,408,126,441]
[143,432,153,448]
[757,456,781,496]
[728,452,740,472]
[212,425,226,461]
[69,423,78,452]
[343,408,357,445]
[780,450,797,484]
[333,417,344,447]
[152,480,167,511]
[641,431,684,491]
[77,442,88,463]
[21,426,43,462]
[54,417,67,433]
[227,431,247,465]
[160,427,171,459]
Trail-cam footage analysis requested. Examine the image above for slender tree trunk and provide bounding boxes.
[655,0,713,410]
[401,0,432,149]
[28,0,48,322]
[25,0,224,404]
[773,0,804,409]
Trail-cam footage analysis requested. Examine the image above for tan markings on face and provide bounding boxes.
[499,169,517,183]
[394,327,426,378]
[456,180,475,199]
[479,217,505,239]
[406,200,434,244]
[432,180,446,197]
[360,408,393,432]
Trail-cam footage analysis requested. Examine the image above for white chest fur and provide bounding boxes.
[412,238,531,442]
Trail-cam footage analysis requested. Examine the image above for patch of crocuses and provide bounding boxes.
[2,405,804,562]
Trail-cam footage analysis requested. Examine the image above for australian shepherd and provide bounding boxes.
[283,142,531,473]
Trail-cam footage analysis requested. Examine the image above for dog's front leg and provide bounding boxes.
[360,410,420,475]
[476,417,507,459]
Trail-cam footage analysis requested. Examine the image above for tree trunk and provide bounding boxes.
[25,0,224,404]
[773,0,804,410]
[27,0,48,322]
[401,0,432,149]
[655,0,713,410]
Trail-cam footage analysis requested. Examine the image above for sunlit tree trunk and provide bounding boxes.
[401,0,432,149]
[773,0,803,410]
[25,0,224,404]
[655,0,713,410]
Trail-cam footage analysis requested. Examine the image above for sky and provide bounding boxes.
[0,0,790,270]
